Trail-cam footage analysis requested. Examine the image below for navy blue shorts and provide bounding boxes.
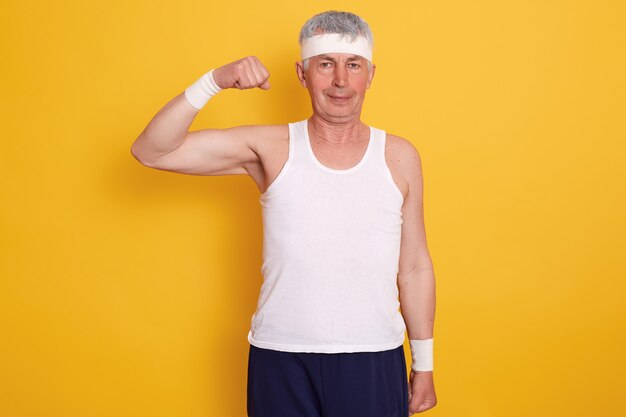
[247,343,409,417]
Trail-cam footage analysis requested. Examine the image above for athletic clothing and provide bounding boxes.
[247,343,409,417]
[247,119,406,353]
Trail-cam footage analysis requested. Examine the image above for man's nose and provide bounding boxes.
[332,65,348,87]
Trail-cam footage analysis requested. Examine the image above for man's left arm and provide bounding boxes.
[396,139,437,414]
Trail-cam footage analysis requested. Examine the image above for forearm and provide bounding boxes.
[130,92,200,163]
[399,266,436,340]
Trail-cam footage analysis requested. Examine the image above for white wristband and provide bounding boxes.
[409,338,433,371]
[184,69,222,111]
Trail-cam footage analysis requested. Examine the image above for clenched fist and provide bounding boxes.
[213,56,271,90]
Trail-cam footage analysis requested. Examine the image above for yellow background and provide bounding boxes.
[1,0,625,416]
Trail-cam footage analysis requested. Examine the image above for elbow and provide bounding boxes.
[130,138,155,167]
[130,143,146,165]
[130,145,164,170]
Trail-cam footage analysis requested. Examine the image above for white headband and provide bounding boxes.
[300,33,373,62]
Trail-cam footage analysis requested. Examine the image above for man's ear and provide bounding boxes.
[295,61,307,88]
[366,63,376,89]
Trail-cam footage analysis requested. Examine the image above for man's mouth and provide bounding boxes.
[328,95,351,102]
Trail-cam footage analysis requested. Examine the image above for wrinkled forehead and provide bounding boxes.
[300,33,373,62]
[311,53,368,62]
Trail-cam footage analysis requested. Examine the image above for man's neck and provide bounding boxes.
[308,114,367,145]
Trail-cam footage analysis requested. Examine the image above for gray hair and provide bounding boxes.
[299,10,374,71]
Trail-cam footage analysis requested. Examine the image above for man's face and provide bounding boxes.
[296,53,376,122]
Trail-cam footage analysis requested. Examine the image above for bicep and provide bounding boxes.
[398,144,433,276]
[140,126,260,176]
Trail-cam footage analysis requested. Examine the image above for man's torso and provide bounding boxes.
[244,123,410,200]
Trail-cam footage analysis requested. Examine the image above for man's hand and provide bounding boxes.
[213,56,271,90]
[408,370,437,414]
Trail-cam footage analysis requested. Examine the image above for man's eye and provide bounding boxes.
[321,62,332,68]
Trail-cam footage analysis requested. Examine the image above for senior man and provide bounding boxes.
[131,10,437,417]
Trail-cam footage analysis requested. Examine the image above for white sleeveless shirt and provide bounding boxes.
[247,119,407,353]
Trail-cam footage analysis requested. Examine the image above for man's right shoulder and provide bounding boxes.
[238,123,290,154]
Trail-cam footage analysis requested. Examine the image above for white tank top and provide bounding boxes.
[247,119,406,353]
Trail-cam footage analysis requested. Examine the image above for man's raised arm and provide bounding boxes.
[130,56,272,176]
